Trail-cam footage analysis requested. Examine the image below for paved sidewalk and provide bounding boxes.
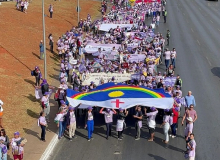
[10,54,61,160]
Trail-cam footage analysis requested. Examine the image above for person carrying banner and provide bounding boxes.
[133,105,143,140]
[99,108,117,140]
[66,106,77,141]
[85,106,94,141]
[160,109,172,144]
[117,108,128,140]
[144,107,158,141]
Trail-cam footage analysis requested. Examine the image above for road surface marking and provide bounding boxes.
[191,28,194,33]
[114,151,121,155]
[206,57,212,66]
[39,132,59,160]
[197,40,200,45]
[210,20,213,23]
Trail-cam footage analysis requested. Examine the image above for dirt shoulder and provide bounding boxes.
[0,0,100,148]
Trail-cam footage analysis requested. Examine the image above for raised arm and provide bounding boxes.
[99,107,104,114]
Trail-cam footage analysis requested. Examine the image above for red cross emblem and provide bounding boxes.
[111,99,124,108]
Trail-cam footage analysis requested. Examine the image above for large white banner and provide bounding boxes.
[99,24,138,32]
[85,43,120,54]
[126,54,146,62]
[82,73,132,85]
[67,97,174,110]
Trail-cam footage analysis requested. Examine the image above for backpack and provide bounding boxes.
[31,70,34,76]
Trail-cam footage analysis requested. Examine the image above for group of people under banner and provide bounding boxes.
[36,0,196,159]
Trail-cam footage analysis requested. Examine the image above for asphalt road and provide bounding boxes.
[48,0,220,159]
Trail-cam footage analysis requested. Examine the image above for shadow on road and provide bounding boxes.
[211,67,220,78]
[148,153,167,160]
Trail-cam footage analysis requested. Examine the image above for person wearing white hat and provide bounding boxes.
[185,117,194,141]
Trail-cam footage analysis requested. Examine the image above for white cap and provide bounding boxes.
[187,117,193,122]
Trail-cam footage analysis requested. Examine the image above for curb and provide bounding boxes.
[39,132,58,160]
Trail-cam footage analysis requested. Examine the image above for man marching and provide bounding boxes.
[133,105,143,140]
[99,108,117,140]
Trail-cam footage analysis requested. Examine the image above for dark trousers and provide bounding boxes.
[41,125,46,140]
[159,53,163,63]
[50,12,53,18]
[66,70,69,81]
[171,123,177,136]
[118,130,123,138]
[158,11,160,16]
[165,59,170,69]
[35,76,40,86]
[164,16,166,23]
[21,6,24,12]
[106,122,112,137]
[50,44,53,53]
[167,38,170,45]
[171,58,176,68]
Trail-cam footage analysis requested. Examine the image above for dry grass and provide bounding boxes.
[0,0,101,138]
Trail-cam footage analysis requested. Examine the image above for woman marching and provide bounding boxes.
[117,108,128,140]
[85,106,94,141]
[160,109,173,144]
[99,108,117,140]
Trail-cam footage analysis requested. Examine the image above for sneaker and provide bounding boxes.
[91,137,94,140]
[135,138,140,140]
[169,134,172,137]
[106,137,108,140]
[88,139,91,142]
[69,138,72,141]
[172,135,176,138]
[73,135,77,139]
[118,138,122,140]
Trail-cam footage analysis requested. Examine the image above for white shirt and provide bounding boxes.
[164,51,171,60]
[171,51,176,59]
